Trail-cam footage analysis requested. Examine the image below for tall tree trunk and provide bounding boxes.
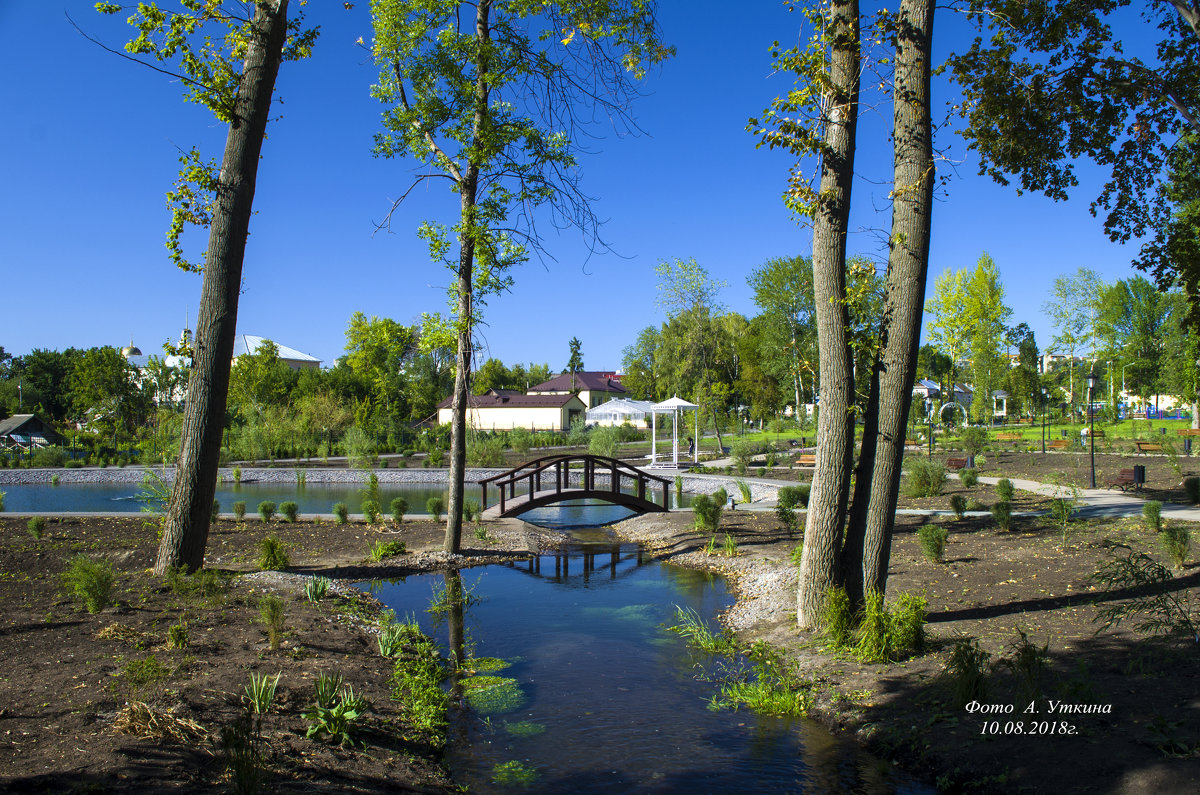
[796,0,861,630]
[155,0,289,575]
[841,0,936,602]
[444,0,491,553]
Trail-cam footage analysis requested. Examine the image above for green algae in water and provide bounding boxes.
[502,720,546,738]
[467,657,511,673]
[463,676,527,714]
[492,759,539,786]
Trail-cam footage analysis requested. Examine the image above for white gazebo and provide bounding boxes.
[648,396,699,469]
[586,397,656,427]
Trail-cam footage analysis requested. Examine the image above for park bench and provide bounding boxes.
[796,453,817,467]
[946,457,968,470]
[1047,439,1070,451]
[1107,468,1140,492]
[904,438,922,447]
[1134,441,1164,453]
[994,432,1023,445]
[1177,429,1200,437]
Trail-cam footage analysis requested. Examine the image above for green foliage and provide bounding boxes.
[426,495,445,519]
[960,427,989,455]
[709,642,813,717]
[996,629,1050,707]
[233,501,246,521]
[918,524,950,563]
[333,502,349,524]
[775,503,797,534]
[588,425,621,459]
[121,655,171,698]
[959,468,979,488]
[167,621,189,650]
[668,605,736,654]
[27,516,46,539]
[304,576,332,603]
[1143,500,1163,533]
[256,535,289,571]
[279,501,298,523]
[246,672,280,716]
[390,497,408,524]
[304,674,368,747]
[257,501,276,523]
[462,498,481,523]
[950,494,968,519]
[733,478,753,503]
[31,447,66,467]
[1160,523,1191,570]
[211,498,221,525]
[822,586,854,648]
[566,418,591,447]
[1092,545,1199,643]
[691,487,727,533]
[777,484,810,509]
[369,539,408,561]
[258,595,286,651]
[995,478,1015,502]
[904,458,947,498]
[502,720,546,738]
[991,501,1013,531]
[790,542,804,566]
[890,592,928,657]
[467,431,507,467]
[853,591,893,663]
[361,499,381,523]
[508,426,532,454]
[943,636,992,709]
[64,554,116,613]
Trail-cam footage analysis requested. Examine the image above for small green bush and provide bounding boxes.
[64,554,116,613]
[211,498,221,525]
[361,500,380,523]
[943,637,991,708]
[917,524,949,563]
[233,501,246,521]
[259,595,287,650]
[258,501,276,523]
[462,498,481,523]
[959,468,979,489]
[1160,523,1191,569]
[1184,477,1200,505]
[426,496,445,519]
[693,487,727,532]
[280,501,299,522]
[31,447,66,468]
[775,504,797,533]
[995,478,1015,502]
[949,494,967,519]
[853,591,892,662]
[27,516,47,539]
[390,497,408,524]
[257,534,289,571]
[333,502,349,524]
[991,501,1013,531]
[369,539,408,561]
[777,484,810,509]
[1143,500,1163,533]
[904,458,947,498]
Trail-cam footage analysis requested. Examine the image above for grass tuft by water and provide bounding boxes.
[668,605,736,655]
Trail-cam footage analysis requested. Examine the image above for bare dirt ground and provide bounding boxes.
[0,514,554,793]
[613,477,1200,795]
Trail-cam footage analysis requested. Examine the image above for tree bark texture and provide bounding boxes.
[842,0,936,602]
[796,0,861,630]
[444,0,491,553]
[155,0,289,574]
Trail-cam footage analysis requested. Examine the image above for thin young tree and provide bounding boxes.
[371,0,671,553]
[94,1,317,574]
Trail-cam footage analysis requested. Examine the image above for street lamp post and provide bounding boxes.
[1087,371,1098,488]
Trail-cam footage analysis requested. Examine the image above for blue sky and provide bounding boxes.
[0,2,1149,373]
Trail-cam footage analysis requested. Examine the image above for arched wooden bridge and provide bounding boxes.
[479,454,672,519]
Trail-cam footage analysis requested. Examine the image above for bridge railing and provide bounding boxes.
[479,454,671,515]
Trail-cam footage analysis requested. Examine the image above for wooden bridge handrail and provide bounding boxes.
[479,453,671,489]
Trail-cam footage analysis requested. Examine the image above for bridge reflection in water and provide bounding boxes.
[500,542,647,585]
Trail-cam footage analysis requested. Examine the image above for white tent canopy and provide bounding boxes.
[649,396,699,468]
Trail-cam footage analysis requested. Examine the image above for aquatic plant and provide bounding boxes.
[463,676,527,714]
[492,760,540,786]
[502,720,546,738]
[668,605,736,655]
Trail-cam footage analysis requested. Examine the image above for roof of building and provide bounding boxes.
[528,371,626,394]
[232,334,320,364]
[0,414,37,436]
[436,392,583,410]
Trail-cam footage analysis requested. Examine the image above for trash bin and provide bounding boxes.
[1185,438,1193,455]
[1133,465,1146,485]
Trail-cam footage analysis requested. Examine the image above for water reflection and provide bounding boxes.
[364,536,930,794]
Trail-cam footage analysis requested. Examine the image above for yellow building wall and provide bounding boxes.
[435,403,583,431]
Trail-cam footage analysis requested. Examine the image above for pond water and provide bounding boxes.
[0,482,689,521]
[363,528,930,794]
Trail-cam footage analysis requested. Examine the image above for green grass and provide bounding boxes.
[669,605,737,654]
